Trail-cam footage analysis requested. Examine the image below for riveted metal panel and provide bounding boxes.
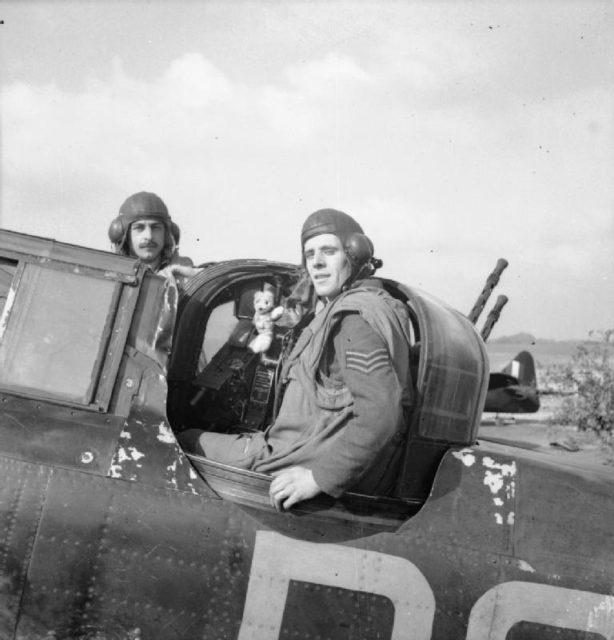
[0,457,51,640]
[16,467,260,640]
[0,394,123,475]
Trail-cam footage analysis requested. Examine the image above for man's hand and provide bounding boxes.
[269,466,321,512]
[158,264,204,280]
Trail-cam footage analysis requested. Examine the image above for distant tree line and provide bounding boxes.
[489,332,537,344]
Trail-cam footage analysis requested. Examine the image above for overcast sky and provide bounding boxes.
[1,1,612,340]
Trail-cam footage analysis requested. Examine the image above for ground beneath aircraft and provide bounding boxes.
[480,394,614,470]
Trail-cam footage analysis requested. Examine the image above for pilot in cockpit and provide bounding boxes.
[180,209,414,510]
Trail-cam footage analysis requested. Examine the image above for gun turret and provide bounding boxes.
[467,258,508,324]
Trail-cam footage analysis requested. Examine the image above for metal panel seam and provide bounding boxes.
[11,467,52,640]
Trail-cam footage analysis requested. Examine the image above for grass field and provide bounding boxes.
[479,396,614,469]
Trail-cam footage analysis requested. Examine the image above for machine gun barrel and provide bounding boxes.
[480,294,509,342]
[467,258,508,324]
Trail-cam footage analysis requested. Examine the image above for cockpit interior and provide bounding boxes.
[168,270,419,447]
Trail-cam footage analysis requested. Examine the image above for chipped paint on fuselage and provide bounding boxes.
[517,559,536,573]
[157,422,175,444]
[482,456,516,526]
[452,449,476,467]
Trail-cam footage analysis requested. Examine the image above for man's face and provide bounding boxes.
[304,233,352,299]
[128,218,166,266]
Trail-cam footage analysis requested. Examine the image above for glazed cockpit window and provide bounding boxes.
[198,300,236,372]
[0,263,118,405]
[197,281,276,373]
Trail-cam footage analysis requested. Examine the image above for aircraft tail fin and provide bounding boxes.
[501,350,537,388]
[485,350,540,413]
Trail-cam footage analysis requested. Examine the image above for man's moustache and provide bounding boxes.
[139,242,159,249]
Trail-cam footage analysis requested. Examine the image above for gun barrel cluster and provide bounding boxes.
[467,258,509,341]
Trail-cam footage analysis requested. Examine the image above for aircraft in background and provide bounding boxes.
[484,350,540,414]
[466,259,541,415]
[0,230,611,639]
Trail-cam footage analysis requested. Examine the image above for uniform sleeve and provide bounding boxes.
[310,313,405,497]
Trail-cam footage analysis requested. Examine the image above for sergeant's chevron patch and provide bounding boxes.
[345,348,389,374]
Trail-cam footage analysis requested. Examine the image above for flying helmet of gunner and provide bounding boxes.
[108,191,181,265]
[300,208,382,285]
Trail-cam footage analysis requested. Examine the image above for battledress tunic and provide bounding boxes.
[199,281,414,498]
